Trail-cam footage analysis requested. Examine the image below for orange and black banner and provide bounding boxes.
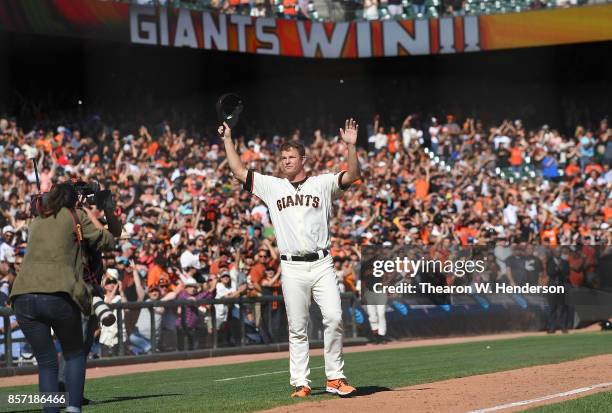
[0,0,611,58]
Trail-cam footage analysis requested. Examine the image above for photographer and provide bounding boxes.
[58,180,123,401]
[9,183,116,413]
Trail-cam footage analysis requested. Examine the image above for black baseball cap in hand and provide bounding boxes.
[216,93,243,129]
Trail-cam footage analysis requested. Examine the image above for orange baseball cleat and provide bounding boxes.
[326,378,357,397]
[291,386,312,398]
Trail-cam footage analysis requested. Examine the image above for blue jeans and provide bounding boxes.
[129,330,152,354]
[413,4,426,15]
[12,293,85,413]
[579,156,591,172]
[58,314,97,388]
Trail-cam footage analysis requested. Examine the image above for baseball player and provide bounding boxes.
[220,119,361,398]
[365,303,389,343]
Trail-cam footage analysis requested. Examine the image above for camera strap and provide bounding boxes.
[67,208,99,285]
[67,208,83,243]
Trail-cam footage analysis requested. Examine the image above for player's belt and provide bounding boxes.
[280,249,329,262]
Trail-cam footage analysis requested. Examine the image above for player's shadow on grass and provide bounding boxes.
[88,392,184,405]
[311,386,392,397]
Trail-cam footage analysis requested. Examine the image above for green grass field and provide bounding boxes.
[0,333,610,413]
[526,391,612,413]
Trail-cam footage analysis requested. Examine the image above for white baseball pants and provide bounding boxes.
[280,255,346,387]
[366,304,387,335]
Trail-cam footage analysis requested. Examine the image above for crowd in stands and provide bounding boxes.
[360,0,600,20]
[129,0,315,19]
[124,0,606,21]
[1,110,611,359]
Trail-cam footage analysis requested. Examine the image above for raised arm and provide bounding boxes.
[339,118,361,187]
[219,122,248,183]
[132,260,145,302]
[261,238,278,261]
[162,280,184,301]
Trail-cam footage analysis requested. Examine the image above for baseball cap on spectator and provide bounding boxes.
[121,243,136,254]
[116,256,129,265]
[106,268,119,280]
[2,225,15,235]
[220,269,230,279]
[183,277,198,287]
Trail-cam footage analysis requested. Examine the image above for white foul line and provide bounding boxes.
[468,382,612,413]
[215,366,325,382]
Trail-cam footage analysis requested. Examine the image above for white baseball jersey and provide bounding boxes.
[245,170,347,256]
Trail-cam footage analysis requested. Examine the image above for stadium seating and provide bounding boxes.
[116,0,597,21]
